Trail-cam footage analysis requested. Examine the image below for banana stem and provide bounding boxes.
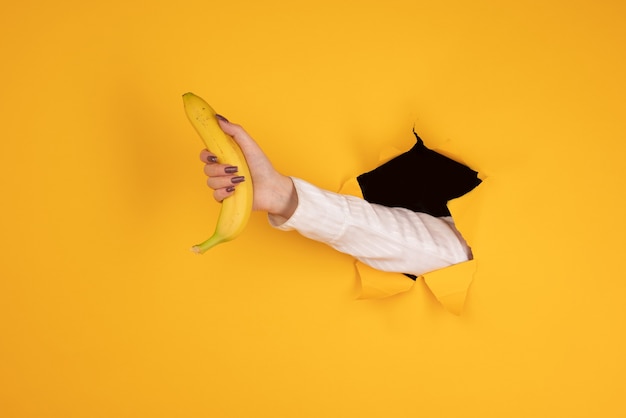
[190,234,227,254]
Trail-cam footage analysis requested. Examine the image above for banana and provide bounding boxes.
[182,92,254,254]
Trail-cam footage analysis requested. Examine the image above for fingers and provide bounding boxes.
[199,117,262,204]
[199,149,217,164]
[206,174,245,190]
[203,162,239,177]
[213,187,234,202]
[199,148,245,202]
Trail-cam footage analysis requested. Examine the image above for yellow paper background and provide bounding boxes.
[2,1,625,417]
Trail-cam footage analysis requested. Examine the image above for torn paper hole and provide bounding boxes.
[338,134,483,315]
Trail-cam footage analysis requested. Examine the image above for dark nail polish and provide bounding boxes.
[231,176,245,184]
[216,114,229,122]
[208,156,218,163]
[224,166,238,174]
[226,186,235,193]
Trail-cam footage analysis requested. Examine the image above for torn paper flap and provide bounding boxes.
[355,261,415,299]
[354,259,477,315]
[422,260,477,315]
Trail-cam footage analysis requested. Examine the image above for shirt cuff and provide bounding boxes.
[268,177,348,244]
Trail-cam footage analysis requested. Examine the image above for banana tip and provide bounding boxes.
[190,246,203,255]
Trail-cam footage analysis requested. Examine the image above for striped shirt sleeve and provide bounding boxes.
[268,177,472,276]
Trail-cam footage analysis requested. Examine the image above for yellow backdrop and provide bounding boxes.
[1,0,625,417]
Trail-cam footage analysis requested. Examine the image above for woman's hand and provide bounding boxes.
[199,116,298,224]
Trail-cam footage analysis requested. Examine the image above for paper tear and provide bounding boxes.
[337,176,363,198]
[355,262,415,299]
[352,259,477,314]
[422,260,477,315]
[339,145,482,315]
[377,146,403,163]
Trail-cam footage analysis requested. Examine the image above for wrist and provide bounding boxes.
[267,175,298,224]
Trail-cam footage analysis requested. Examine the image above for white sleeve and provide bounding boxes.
[268,177,472,276]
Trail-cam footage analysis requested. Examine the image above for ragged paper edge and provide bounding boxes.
[353,260,477,314]
[354,262,416,299]
[339,145,484,315]
[422,260,477,315]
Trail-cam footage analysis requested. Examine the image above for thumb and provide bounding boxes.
[216,116,254,149]
[216,116,273,169]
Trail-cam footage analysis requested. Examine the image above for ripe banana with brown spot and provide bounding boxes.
[183,92,253,253]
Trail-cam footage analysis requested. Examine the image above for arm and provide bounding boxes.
[199,117,471,276]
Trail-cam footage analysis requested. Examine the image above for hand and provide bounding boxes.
[199,116,298,223]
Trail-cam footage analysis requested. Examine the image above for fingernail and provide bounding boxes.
[216,114,229,122]
[224,166,238,174]
[226,186,235,193]
[231,176,245,184]
[208,156,218,163]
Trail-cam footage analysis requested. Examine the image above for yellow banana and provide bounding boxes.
[182,92,254,254]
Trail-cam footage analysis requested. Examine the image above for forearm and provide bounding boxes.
[269,178,472,276]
